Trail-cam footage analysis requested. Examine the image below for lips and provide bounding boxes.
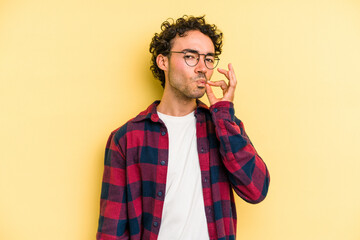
[193,75,207,87]
[196,79,206,88]
[195,73,207,82]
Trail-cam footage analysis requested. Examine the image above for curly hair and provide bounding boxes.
[149,15,223,88]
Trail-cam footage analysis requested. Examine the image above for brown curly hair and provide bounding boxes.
[149,15,223,88]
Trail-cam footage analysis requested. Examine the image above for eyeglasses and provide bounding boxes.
[169,50,220,70]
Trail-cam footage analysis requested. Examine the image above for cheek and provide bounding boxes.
[170,59,189,74]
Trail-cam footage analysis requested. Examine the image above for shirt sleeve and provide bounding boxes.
[97,131,130,240]
[210,101,270,204]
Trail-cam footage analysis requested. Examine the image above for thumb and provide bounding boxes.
[205,83,217,105]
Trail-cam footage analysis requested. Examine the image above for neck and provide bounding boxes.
[157,91,197,116]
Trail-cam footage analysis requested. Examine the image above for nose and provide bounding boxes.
[194,55,207,74]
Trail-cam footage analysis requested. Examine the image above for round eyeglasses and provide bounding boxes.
[169,50,220,70]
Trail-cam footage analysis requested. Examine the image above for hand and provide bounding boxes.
[205,63,237,106]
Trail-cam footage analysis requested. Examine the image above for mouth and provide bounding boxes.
[197,79,207,87]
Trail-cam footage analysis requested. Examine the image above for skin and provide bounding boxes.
[156,30,237,116]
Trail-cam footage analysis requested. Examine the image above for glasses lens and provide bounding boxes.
[181,51,219,69]
[205,56,219,69]
[183,52,199,67]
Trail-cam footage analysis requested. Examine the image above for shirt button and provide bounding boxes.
[213,108,218,113]
[200,148,204,153]
[161,131,166,136]
[157,191,163,197]
[153,221,158,227]
[160,160,166,165]
[204,177,208,183]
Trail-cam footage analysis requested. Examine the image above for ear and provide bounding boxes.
[156,54,168,71]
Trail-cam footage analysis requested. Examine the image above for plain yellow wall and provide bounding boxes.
[1,0,360,239]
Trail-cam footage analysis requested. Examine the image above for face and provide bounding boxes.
[160,30,215,100]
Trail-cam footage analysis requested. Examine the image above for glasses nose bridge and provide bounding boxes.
[196,53,208,68]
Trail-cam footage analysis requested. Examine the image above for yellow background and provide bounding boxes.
[1,0,359,239]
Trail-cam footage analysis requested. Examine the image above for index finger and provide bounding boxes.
[217,67,230,80]
[227,63,237,87]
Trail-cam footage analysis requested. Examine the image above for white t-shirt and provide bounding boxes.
[157,111,209,240]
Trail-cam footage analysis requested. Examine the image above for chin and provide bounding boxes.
[181,87,206,99]
[190,91,206,99]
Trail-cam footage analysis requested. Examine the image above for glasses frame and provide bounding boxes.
[169,50,220,70]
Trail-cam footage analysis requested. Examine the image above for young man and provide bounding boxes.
[97,16,270,240]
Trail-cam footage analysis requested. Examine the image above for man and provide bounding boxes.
[97,15,270,240]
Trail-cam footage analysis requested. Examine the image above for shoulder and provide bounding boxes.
[110,101,160,142]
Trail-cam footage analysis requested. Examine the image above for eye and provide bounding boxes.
[184,53,197,59]
[205,57,215,63]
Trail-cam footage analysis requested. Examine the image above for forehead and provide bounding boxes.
[171,30,215,53]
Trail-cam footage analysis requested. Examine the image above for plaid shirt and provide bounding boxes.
[97,100,270,240]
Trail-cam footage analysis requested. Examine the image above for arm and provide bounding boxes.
[97,131,129,240]
[206,64,270,203]
[210,101,270,203]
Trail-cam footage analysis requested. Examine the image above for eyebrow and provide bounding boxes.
[182,48,216,56]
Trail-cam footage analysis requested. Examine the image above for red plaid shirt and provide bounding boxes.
[97,100,270,240]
